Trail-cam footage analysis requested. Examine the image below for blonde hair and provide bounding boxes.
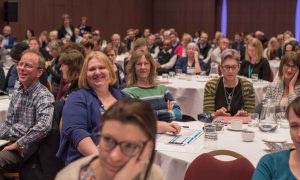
[246,38,263,61]
[78,51,116,89]
[126,50,158,87]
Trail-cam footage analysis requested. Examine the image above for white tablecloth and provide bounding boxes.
[161,76,270,119]
[269,60,281,79]
[154,121,291,180]
[0,98,10,124]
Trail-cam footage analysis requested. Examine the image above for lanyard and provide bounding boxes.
[248,64,254,78]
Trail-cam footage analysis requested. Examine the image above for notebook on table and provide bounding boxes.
[0,139,10,147]
[214,116,251,124]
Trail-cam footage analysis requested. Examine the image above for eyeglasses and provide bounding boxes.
[17,62,41,70]
[283,63,298,71]
[222,65,239,71]
[98,134,148,157]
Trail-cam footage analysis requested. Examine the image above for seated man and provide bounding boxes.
[156,39,177,75]
[0,49,54,176]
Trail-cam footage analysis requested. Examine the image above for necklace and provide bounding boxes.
[223,80,236,112]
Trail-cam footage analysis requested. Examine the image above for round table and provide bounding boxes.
[154,121,291,180]
[160,76,270,119]
[0,98,10,124]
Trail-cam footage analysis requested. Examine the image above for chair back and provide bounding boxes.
[184,150,254,180]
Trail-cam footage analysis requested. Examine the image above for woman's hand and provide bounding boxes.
[213,107,230,117]
[194,51,199,62]
[289,69,299,94]
[157,121,181,135]
[114,141,153,180]
[234,110,248,116]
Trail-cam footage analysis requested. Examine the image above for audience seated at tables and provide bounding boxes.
[2,25,16,49]
[263,37,280,60]
[56,49,84,100]
[57,51,180,164]
[175,42,202,74]
[239,38,272,81]
[110,33,128,55]
[147,34,160,59]
[103,45,126,89]
[263,52,300,111]
[55,98,164,180]
[46,40,63,97]
[58,14,75,42]
[210,37,230,65]
[203,49,255,119]
[155,39,177,75]
[253,96,300,179]
[197,31,213,65]
[123,50,183,123]
[0,50,54,178]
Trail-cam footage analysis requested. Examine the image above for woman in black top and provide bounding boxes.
[239,38,272,81]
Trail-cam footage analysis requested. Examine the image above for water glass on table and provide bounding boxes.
[248,113,259,127]
[251,74,258,82]
[203,123,218,149]
[276,112,289,129]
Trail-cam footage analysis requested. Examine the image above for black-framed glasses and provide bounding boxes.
[222,65,239,71]
[283,63,298,71]
[98,134,148,157]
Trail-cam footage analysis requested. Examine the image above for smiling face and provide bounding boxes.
[135,55,151,81]
[98,120,147,179]
[288,108,300,152]
[17,52,43,89]
[87,58,110,89]
[282,60,298,81]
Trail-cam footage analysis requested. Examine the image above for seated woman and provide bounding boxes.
[239,38,272,81]
[56,49,84,100]
[203,49,255,119]
[57,51,180,164]
[175,42,202,74]
[263,51,300,111]
[103,44,126,89]
[123,50,183,122]
[252,96,300,179]
[55,98,164,180]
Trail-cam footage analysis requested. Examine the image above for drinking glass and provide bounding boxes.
[203,123,218,149]
[259,99,278,132]
[251,74,258,81]
[248,113,259,127]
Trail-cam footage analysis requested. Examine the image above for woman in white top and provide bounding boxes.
[264,51,300,111]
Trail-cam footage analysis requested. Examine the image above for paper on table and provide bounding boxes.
[0,139,9,147]
[156,128,204,153]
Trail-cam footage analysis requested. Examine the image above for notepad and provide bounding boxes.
[157,129,203,145]
[0,139,9,147]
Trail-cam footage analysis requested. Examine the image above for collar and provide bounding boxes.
[18,81,40,95]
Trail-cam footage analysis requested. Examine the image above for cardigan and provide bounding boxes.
[55,154,165,180]
[203,77,255,114]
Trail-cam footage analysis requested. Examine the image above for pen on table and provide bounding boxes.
[181,126,189,128]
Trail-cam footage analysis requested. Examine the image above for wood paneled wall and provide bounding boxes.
[0,0,296,41]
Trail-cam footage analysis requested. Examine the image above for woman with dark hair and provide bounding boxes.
[56,49,84,100]
[58,14,75,42]
[203,49,255,119]
[263,51,300,111]
[253,96,300,179]
[23,28,34,44]
[55,98,164,180]
[103,44,126,89]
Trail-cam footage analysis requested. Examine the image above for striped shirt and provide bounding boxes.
[203,77,255,114]
[123,84,182,122]
[0,81,54,152]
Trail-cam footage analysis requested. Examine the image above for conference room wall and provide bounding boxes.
[0,0,296,42]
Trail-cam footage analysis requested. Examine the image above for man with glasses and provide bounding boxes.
[204,49,255,120]
[0,49,54,177]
